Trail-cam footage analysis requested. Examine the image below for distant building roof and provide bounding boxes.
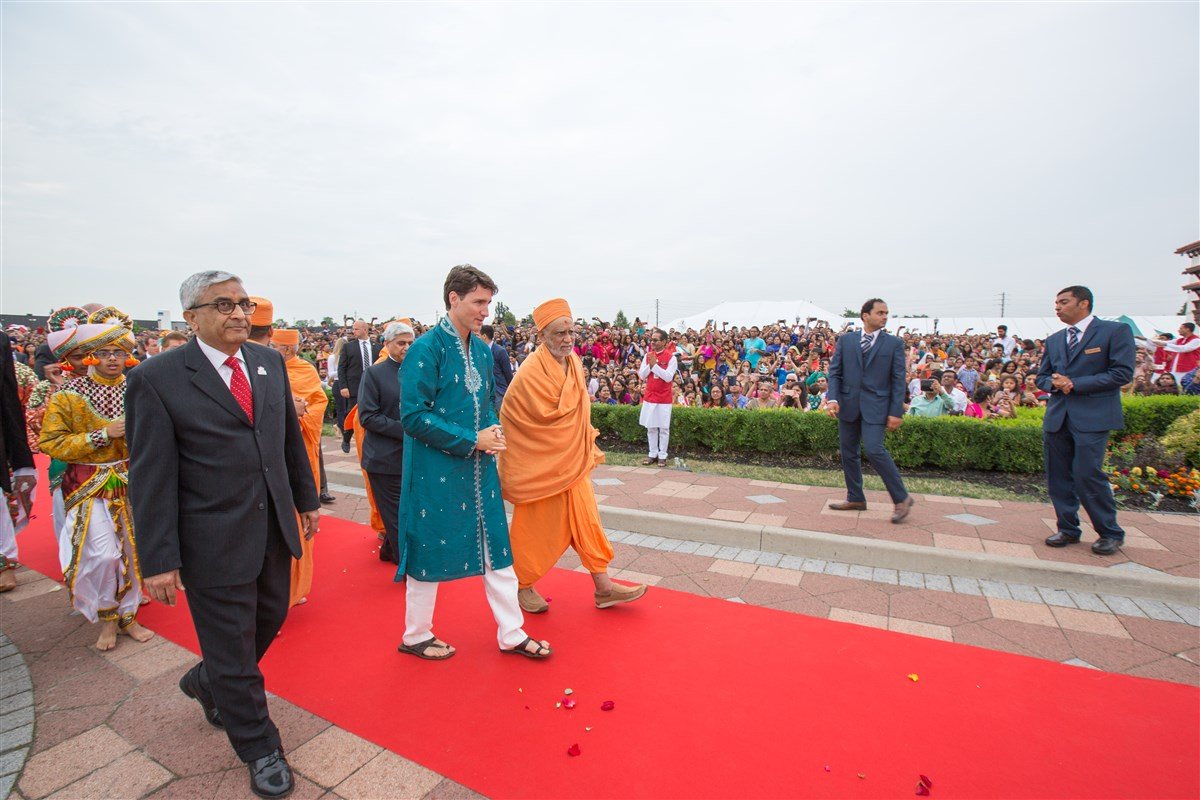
[1174,240,1200,255]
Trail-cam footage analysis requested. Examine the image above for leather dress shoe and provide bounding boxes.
[248,750,294,799]
[1044,531,1081,548]
[891,496,915,524]
[179,669,223,728]
[1091,537,1122,556]
[318,493,336,505]
[340,441,351,454]
[828,500,867,511]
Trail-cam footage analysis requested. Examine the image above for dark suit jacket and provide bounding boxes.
[491,341,513,398]
[125,338,320,589]
[32,342,55,380]
[334,338,382,400]
[826,330,906,424]
[358,357,405,475]
[1036,318,1134,433]
[1,331,35,493]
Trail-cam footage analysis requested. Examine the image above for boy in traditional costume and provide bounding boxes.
[39,307,154,651]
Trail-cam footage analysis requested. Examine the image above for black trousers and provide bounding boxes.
[318,447,329,495]
[1044,422,1124,540]
[838,417,909,504]
[367,470,402,564]
[342,400,357,445]
[184,511,291,762]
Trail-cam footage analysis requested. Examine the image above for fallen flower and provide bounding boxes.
[567,744,581,757]
[585,727,592,732]
[916,783,930,796]
[562,698,576,710]
[824,766,830,773]
[555,702,562,708]
[919,775,933,788]
[907,674,919,682]
[858,773,866,780]
[601,700,615,711]
[564,688,574,695]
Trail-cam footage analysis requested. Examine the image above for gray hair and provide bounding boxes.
[179,270,242,311]
[382,322,415,341]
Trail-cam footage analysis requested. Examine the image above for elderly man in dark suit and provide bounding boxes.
[357,321,414,564]
[825,298,915,524]
[1037,286,1135,556]
[333,319,381,452]
[126,271,320,799]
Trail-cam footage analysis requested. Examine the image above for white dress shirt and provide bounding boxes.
[196,337,249,390]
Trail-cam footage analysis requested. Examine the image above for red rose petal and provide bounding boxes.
[562,698,576,710]
[915,783,930,796]
[601,700,615,711]
[567,743,581,757]
[919,775,933,788]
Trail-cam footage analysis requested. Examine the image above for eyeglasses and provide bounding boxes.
[190,299,258,316]
[93,349,126,360]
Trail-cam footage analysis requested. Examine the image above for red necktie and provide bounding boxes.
[225,355,254,423]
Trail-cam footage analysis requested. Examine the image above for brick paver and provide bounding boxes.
[0,440,1194,799]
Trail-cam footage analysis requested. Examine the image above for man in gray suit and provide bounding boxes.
[1037,286,1134,556]
[825,298,915,524]
[126,271,320,799]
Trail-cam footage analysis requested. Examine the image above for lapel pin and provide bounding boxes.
[257,366,267,375]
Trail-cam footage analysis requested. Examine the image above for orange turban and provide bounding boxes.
[250,297,274,326]
[532,298,572,331]
[271,328,300,346]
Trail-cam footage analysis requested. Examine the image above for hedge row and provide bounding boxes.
[590,395,1200,474]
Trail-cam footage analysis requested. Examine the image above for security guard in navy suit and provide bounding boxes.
[825,298,915,524]
[1036,286,1134,556]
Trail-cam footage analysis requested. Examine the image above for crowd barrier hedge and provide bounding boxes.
[590,395,1200,474]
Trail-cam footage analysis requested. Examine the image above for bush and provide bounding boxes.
[1161,409,1200,467]
[1120,395,1200,437]
[589,394,1200,474]
[591,405,1044,472]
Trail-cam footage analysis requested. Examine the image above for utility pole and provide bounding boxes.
[998,292,1006,317]
[655,298,660,327]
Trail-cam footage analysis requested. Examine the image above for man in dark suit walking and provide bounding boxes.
[126,271,320,799]
[481,324,513,408]
[0,329,37,592]
[333,319,381,452]
[1036,286,1134,556]
[825,298,915,524]
[357,321,414,564]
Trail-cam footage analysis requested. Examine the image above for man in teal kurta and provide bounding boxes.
[396,264,552,661]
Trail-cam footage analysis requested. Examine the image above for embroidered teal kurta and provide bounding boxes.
[397,318,512,582]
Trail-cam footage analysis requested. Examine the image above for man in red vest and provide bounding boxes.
[637,329,678,466]
[1160,322,1200,383]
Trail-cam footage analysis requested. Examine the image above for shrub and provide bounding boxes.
[589,394,1200,474]
[1161,409,1200,467]
[1120,395,1200,437]
[591,405,1044,472]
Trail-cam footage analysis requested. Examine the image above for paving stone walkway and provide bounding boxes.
[0,441,1195,799]
[322,445,1200,580]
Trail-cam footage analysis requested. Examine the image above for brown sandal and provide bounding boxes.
[500,636,552,659]
[398,637,455,660]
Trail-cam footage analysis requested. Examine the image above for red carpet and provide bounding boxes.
[14,461,1199,799]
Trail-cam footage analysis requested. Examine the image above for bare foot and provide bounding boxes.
[120,622,155,643]
[0,570,15,593]
[95,620,119,651]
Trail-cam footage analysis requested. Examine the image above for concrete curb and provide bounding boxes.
[325,465,1197,605]
[597,505,1200,606]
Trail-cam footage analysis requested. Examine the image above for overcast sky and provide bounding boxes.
[2,2,1196,326]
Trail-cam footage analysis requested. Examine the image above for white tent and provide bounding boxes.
[664,300,842,332]
[890,316,1188,339]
